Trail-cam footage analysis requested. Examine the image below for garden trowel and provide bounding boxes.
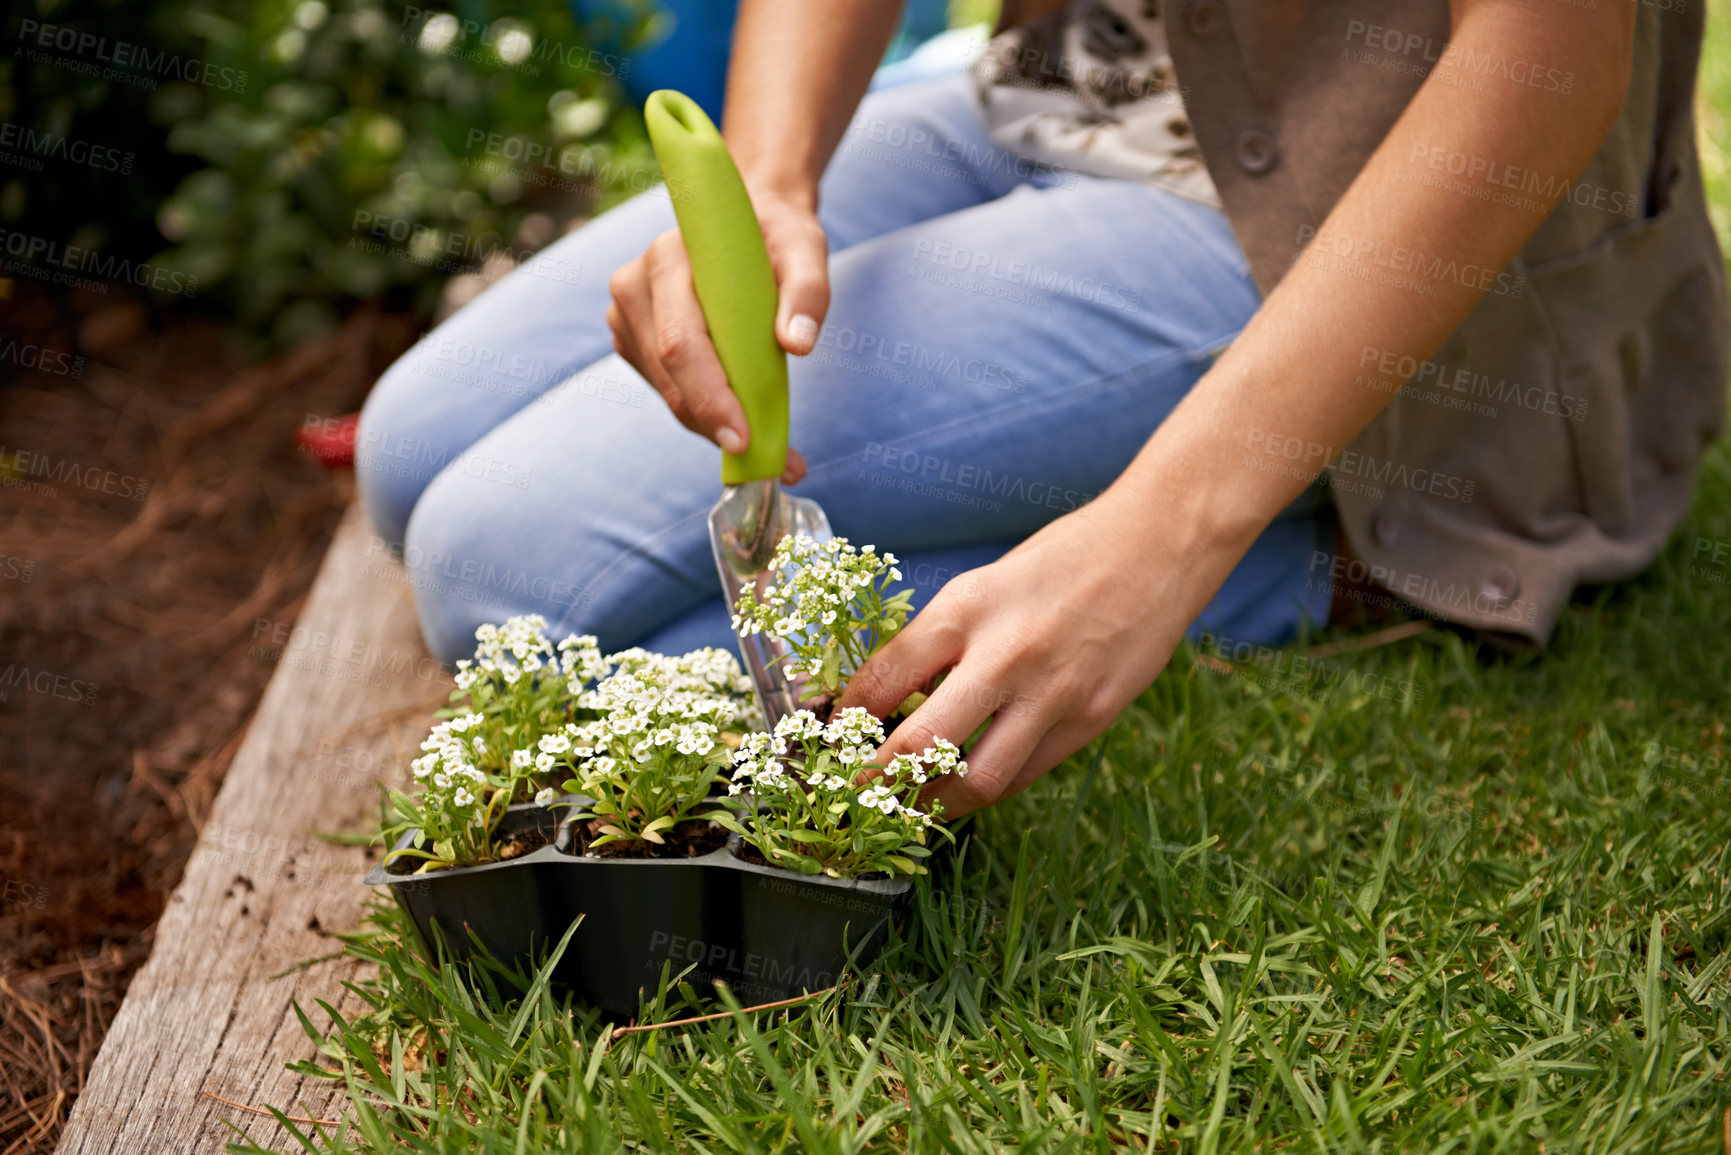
[645,90,832,729]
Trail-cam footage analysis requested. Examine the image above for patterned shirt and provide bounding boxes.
[972,0,1220,207]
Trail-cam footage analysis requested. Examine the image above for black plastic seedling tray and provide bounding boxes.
[366,803,911,1014]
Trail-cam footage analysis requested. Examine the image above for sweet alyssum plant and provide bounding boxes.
[383,616,601,871]
[382,713,525,871]
[384,553,959,875]
[719,707,966,878]
[447,615,610,779]
[554,648,759,848]
[383,617,758,870]
[732,536,913,702]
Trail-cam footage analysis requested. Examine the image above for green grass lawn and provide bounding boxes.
[241,10,1731,1152]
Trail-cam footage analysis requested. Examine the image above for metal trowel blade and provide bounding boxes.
[708,478,832,730]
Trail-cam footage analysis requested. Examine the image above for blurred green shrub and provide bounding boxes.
[3,0,653,345]
[1,2,195,288]
[156,0,657,343]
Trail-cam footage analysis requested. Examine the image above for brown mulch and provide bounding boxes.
[495,826,554,860]
[0,283,417,1153]
[574,817,730,859]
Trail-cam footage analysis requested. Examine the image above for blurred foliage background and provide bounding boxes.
[2,0,659,346]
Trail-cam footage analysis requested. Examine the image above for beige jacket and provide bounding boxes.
[1008,0,1727,643]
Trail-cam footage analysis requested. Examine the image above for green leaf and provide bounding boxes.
[383,847,443,866]
[769,848,824,873]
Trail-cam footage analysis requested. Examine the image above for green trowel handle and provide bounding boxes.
[644,89,788,486]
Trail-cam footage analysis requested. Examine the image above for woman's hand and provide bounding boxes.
[835,0,1635,820]
[604,0,903,478]
[836,491,1228,818]
[606,191,829,483]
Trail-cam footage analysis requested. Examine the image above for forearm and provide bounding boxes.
[1110,0,1634,609]
[722,0,904,207]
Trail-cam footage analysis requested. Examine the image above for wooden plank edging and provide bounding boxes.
[54,505,451,1154]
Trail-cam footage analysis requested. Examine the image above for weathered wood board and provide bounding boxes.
[55,505,452,1154]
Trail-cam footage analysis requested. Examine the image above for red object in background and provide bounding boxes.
[295,412,359,468]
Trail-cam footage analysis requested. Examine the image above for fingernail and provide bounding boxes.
[788,314,818,348]
[716,427,745,455]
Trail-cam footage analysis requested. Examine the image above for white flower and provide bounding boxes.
[675,723,715,756]
[511,749,533,770]
[859,784,901,814]
[775,710,825,743]
[893,758,934,786]
[461,614,592,692]
[730,535,912,698]
[738,732,779,758]
[823,707,885,749]
[918,738,967,778]
[534,787,556,805]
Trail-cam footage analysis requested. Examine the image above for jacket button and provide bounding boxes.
[1371,508,1400,547]
[1235,130,1278,175]
[1185,0,1222,35]
[1480,565,1521,607]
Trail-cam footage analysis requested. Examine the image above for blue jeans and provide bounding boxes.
[357,74,1333,666]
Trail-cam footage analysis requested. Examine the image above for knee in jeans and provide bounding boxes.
[400,470,512,665]
[355,357,452,548]
[399,465,608,666]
